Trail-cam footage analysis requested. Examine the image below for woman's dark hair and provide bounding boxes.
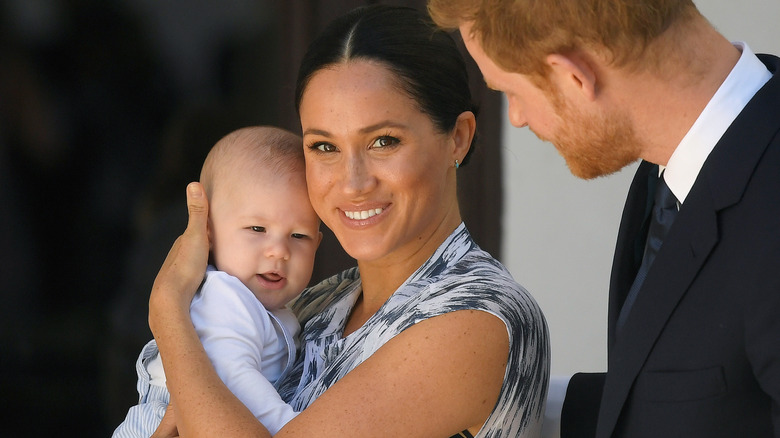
[295,4,478,165]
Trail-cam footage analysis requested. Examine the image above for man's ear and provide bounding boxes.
[546,53,597,101]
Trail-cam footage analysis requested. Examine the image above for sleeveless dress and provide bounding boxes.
[277,224,550,437]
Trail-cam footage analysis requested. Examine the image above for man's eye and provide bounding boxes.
[250,226,265,233]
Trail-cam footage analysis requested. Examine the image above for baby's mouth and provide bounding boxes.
[259,272,284,282]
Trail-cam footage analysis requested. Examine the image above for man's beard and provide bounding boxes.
[537,91,643,180]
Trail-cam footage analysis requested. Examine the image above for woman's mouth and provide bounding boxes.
[344,207,383,220]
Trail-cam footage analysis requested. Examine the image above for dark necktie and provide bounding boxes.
[616,172,679,332]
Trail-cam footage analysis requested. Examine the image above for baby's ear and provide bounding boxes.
[206,216,217,266]
[206,217,214,251]
[206,218,216,267]
[316,231,323,249]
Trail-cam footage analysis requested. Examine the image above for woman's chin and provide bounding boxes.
[337,239,390,264]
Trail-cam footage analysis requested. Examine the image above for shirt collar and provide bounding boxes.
[663,42,772,203]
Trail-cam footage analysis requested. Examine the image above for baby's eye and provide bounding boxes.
[291,233,308,240]
[371,136,400,149]
[250,226,266,233]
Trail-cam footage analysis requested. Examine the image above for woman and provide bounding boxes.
[149,5,549,437]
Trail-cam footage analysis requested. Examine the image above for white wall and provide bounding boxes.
[499,0,780,375]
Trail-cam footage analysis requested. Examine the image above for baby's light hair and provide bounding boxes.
[200,126,304,200]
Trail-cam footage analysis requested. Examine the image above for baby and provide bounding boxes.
[113,126,321,437]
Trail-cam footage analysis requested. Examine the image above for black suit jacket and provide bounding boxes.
[562,54,780,437]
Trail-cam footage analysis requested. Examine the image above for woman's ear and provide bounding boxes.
[546,53,597,101]
[451,111,476,164]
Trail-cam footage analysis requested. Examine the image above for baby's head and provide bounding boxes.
[200,126,321,310]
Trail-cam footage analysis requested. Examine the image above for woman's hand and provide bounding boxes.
[151,401,179,438]
[146,182,269,437]
[149,182,210,335]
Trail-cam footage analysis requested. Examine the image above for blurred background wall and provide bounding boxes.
[0,0,500,435]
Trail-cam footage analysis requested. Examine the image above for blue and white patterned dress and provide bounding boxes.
[277,224,550,437]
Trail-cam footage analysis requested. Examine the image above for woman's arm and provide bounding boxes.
[149,183,271,437]
[151,183,511,438]
[278,309,509,438]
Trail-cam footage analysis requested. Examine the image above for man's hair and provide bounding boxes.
[429,0,700,78]
[200,126,303,199]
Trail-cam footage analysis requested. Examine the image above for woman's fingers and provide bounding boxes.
[151,402,179,438]
[176,182,210,277]
[165,182,210,288]
[184,181,209,245]
[149,183,210,331]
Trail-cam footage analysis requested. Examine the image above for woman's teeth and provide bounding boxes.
[345,208,383,220]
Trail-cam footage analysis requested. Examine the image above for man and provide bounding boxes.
[429,1,780,437]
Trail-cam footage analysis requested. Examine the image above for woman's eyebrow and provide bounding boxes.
[304,121,408,137]
[358,120,407,134]
[302,127,331,137]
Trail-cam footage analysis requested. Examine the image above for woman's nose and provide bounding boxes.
[342,153,376,195]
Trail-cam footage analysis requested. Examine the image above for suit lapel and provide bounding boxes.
[596,54,780,438]
[597,192,719,437]
[607,161,656,350]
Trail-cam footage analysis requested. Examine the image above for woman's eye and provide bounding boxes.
[371,136,399,149]
[309,142,337,153]
[250,226,265,233]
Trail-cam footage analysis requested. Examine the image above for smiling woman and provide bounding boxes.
[147,5,550,438]
[300,61,465,272]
